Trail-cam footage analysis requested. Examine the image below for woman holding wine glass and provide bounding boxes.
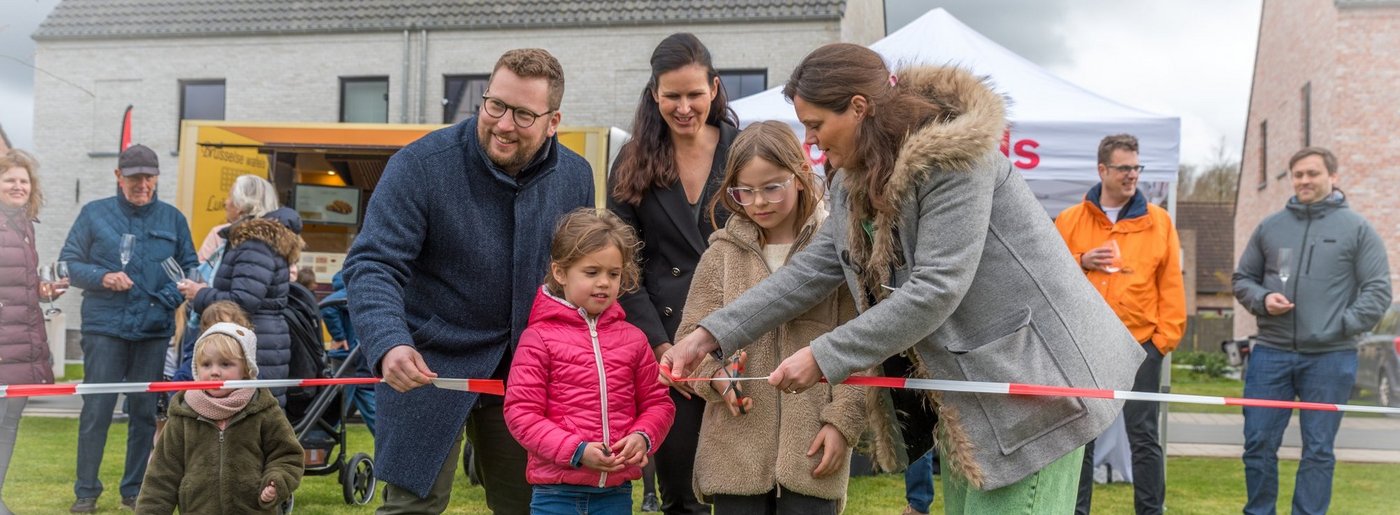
[0,149,62,514]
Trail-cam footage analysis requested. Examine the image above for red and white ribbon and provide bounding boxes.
[672,373,1400,415]
[0,377,504,398]
[6,375,1396,415]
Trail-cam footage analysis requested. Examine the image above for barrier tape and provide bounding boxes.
[0,377,504,398]
[662,368,1400,415]
[5,374,1396,415]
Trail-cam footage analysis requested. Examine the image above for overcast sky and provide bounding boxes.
[2,0,1259,167]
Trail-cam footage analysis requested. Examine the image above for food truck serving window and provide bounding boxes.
[293,184,362,226]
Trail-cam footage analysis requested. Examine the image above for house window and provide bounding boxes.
[179,80,225,141]
[718,69,767,100]
[340,77,389,123]
[1301,82,1311,147]
[444,75,491,124]
[1258,120,1268,189]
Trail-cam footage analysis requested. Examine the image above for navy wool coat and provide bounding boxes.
[344,116,594,497]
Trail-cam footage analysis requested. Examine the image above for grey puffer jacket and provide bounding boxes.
[0,208,53,385]
[1233,191,1392,353]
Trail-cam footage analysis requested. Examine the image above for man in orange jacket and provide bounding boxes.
[1056,133,1186,515]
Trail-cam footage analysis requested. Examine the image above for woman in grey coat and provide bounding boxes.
[664,43,1145,513]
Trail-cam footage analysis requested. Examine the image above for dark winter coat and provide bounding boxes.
[608,123,738,347]
[344,115,594,496]
[0,208,53,385]
[59,191,197,341]
[136,388,304,514]
[193,217,301,386]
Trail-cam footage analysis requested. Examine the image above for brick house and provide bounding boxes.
[30,0,884,331]
[1233,0,1400,338]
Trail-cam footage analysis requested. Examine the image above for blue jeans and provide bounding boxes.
[905,450,936,513]
[74,334,168,500]
[346,385,378,436]
[1242,345,1357,515]
[530,482,631,515]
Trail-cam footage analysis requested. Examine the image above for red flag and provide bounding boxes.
[119,105,133,152]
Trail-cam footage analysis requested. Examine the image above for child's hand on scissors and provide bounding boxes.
[610,433,650,467]
[258,480,277,503]
[709,351,752,416]
[580,442,624,473]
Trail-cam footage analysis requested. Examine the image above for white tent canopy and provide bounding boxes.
[731,8,1180,215]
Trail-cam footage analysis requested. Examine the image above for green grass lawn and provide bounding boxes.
[7,416,1399,513]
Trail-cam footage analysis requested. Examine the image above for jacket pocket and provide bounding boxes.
[410,315,448,349]
[146,230,178,262]
[947,306,1087,456]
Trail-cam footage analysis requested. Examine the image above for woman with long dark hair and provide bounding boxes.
[664,43,1145,513]
[607,32,738,515]
[0,149,62,514]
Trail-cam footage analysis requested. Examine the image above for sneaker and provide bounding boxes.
[121,496,138,510]
[902,504,929,515]
[640,492,661,512]
[69,497,98,513]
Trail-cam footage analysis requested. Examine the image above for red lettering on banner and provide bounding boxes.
[1013,139,1040,169]
[1000,129,1040,170]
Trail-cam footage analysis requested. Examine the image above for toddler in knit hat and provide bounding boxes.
[135,322,304,514]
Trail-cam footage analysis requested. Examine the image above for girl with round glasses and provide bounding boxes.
[680,121,862,513]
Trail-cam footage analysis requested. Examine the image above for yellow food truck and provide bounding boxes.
[173,120,613,284]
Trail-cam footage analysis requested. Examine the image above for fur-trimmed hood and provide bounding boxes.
[227,217,301,264]
[843,65,1006,307]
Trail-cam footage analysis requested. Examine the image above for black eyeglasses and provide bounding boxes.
[480,95,554,128]
[1104,164,1145,174]
[727,177,794,206]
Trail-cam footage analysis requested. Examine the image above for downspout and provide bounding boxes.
[400,29,410,123]
[419,29,429,123]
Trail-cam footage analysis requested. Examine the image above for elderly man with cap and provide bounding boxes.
[59,144,197,513]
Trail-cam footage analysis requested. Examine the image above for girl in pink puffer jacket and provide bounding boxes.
[504,209,675,514]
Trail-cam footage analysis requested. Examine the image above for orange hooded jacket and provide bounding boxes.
[1055,186,1187,354]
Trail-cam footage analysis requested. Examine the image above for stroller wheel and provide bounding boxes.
[343,452,378,505]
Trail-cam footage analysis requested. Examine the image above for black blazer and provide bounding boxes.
[608,123,739,347]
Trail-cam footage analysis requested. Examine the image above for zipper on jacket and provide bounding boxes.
[1292,209,1314,351]
[583,311,611,488]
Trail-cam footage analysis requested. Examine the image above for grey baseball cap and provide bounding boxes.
[118,144,160,176]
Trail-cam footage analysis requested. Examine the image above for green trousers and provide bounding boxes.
[943,446,1085,514]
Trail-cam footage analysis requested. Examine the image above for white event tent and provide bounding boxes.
[731,8,1181,216]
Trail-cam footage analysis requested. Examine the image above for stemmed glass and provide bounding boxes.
[119,234,135,270]
[53,261,69,313]
[38,264,57,315]
[1277,248,1294,294]
[161,257,184,284]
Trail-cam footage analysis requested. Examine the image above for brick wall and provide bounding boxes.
[1234,0,1400,338]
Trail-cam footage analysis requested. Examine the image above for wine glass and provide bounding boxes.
[119,234,135,269]
[38,264,57,315]
[1103,240,1123,274]
[54,261,70,299]
[1277,248,1294,293]
[185,266,205,284]
[161,257,184,284]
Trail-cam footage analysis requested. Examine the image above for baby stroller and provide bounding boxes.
[282,287,377,512]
